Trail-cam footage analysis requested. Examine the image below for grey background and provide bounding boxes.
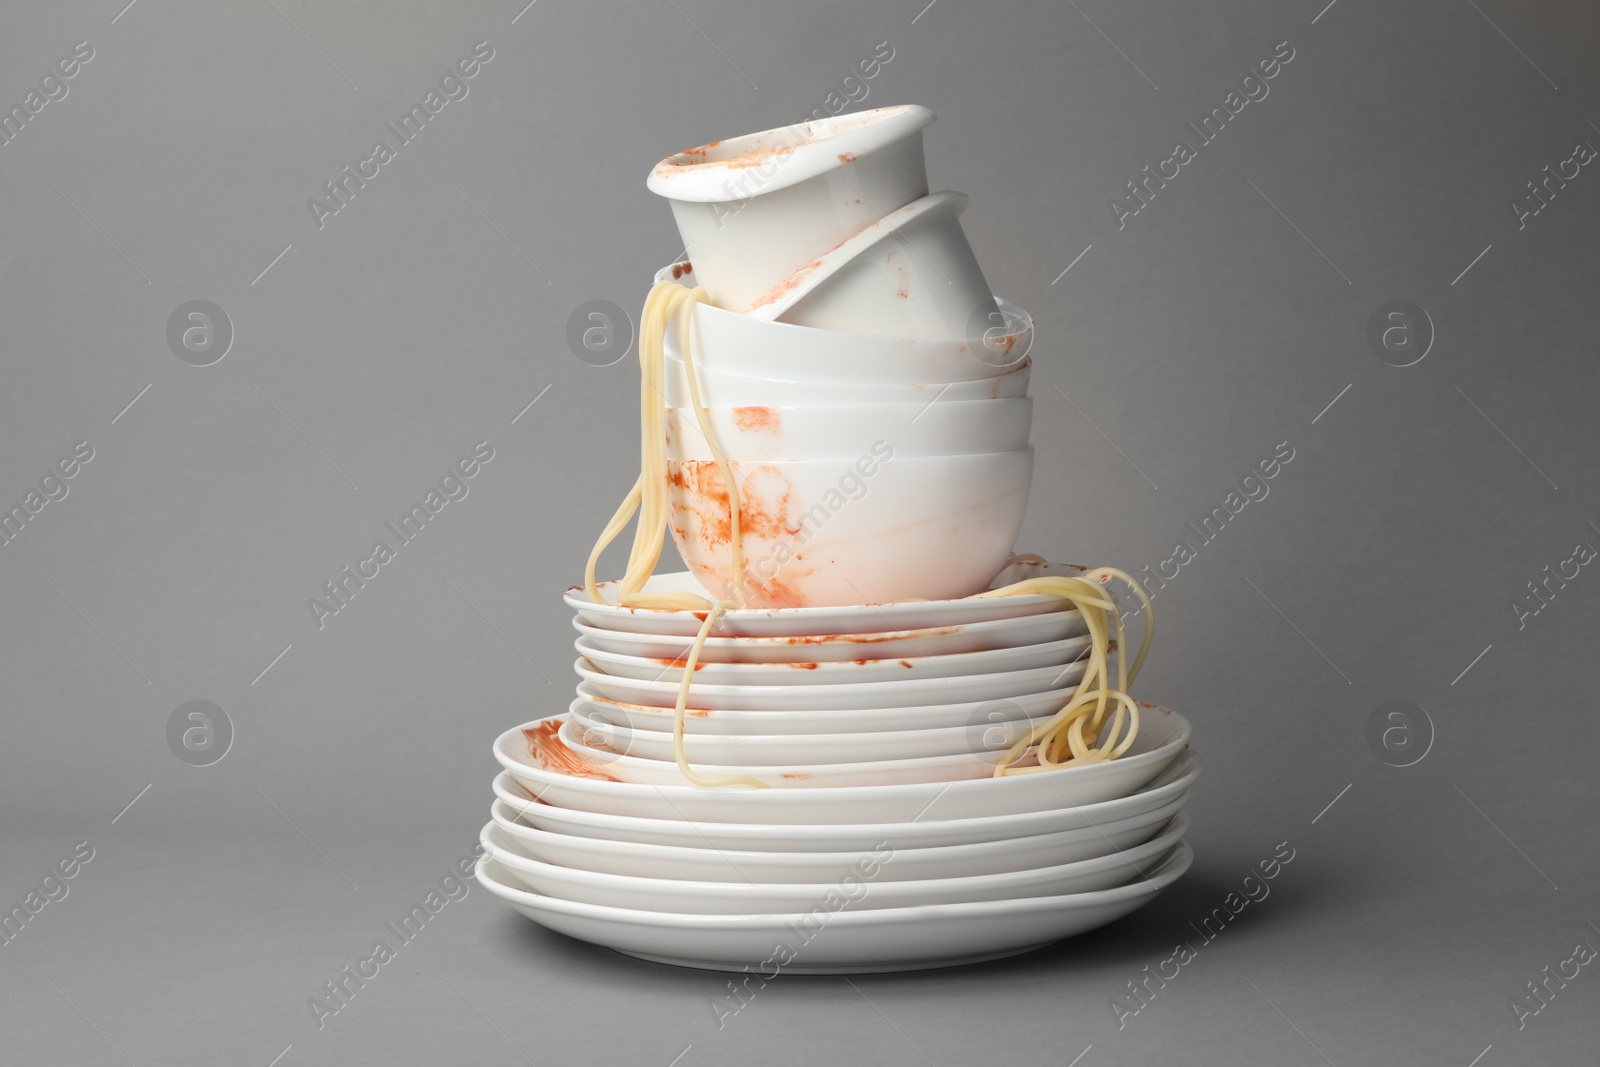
[2,0,1597,1064]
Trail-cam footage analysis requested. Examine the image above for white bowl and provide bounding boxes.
[568,699,1054,765]
[665,398,1033,463]
[572,608,1085,665]
[567,560,1090,638]
[574,682,1080,736]
[662,343,1031,406]
[489,749,1199,851]
[482,817,1187,914]
[558,715,1005,787]
[488,795,1188,883]
[573,633,1089,687]
[656,265,1033,383]
[475,842,1192,973]
[665,449,1033,608]
[646,106,935,312]
[574,655,1088,711]
[743,192,997,341]
[492,705,1191,822]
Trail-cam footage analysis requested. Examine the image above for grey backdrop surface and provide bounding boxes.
[2,0,1597,1064]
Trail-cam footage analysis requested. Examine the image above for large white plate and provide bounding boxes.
[491,705,1190,823]
[487,795,1186,882]
[482,817,1188,914]
[574,657,1091,711]
[477,842,1192,973]
[489,749,1199,852]
[565,561,1095,639]
[572,609,1087,665]
[575,681,1078,736]
[574,634,1092,687]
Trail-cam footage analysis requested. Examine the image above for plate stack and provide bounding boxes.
[479,106,1197,972]
[480,564,1197,973]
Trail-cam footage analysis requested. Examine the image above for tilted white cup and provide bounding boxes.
[647,106,935,312]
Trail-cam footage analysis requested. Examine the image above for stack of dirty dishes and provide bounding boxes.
[479,107,1196,972]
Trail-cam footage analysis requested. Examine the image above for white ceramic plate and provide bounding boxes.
[558,715,1008,787]
[574,657,1091,711]
[568,700,1053,765]
[490,750,1199,852]
[476,842,1192,973]
[492,705,1190,823]
[571,609,1085,665]
[575,682,1078,736]
[575,634,1092,687]
[566,561,1092,639]
[488,796,1187,883]
[482,817,1187,914]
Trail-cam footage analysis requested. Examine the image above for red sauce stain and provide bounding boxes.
[670,260,694,279]
[781,773,816,780]
[837,151,858,163]
[651,656,706,670]
[785,661,821,670]
[731,406,781,433]
[522,721,621,782]
[692,611,709,622]
[669,461,802,546]
[741,573,811,608]
[898,659,913,668]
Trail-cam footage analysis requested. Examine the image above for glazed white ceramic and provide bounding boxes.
[662,339,1031,406]
[664,398,1033,463]
[574,633,1089,687]
[743,192,998,341]
[492,705,1190,823]
[665,448,1033,608]
[574,682,1079,737]
[488,796,1188,883]
[657,264,1033,382]
[566,560,1091,639]
[558,715,1009,787]
[489,749,1199,851]
[482,818,1187,914]
[475,842,1192,973]
[571,608,1085,665]
[574,655,1088,711]
[566,701,1049,765]
[646,106,935,312]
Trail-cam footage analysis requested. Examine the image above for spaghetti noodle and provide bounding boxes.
[584,280,1154,786]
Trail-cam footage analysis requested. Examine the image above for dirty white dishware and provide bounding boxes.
[742,191,998,340]
[492,705,1191,823]
[567,699,1052,766]
[573,681,1080,737]
[647,105,936,312]
[489,749,1199,851]
[566,560,1094,639]
[664,448,1034,608]
[573,633,1089,687]
[654,262,1033,381]
[571,608,1084,665]
[665,397,1033,463]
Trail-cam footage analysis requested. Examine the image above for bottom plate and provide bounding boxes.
[478,841,1191,974]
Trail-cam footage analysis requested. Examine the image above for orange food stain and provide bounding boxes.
[522,721,620,782]
[731,406,781,433]
[670,260,694,279]
[837,151,858,162]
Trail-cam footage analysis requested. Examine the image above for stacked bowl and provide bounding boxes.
[479,106,1196,971]
[480,562,1197,973]
[645,105,1037,609]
